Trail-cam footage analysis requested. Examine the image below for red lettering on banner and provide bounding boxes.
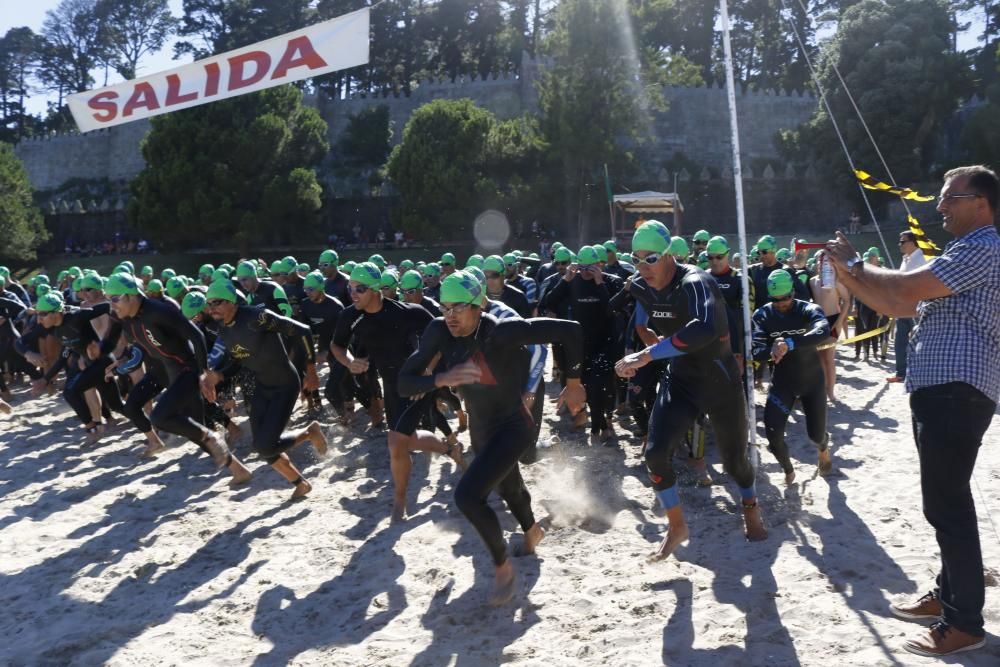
[228,51,271,91]
[272,36,329,79]
[123,82,160,117]
[165,74,198,106]
[204,62,221,96]
[88,91,119,122]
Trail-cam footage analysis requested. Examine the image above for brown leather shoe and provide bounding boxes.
[903,621,985,657]
[891,590,942,621]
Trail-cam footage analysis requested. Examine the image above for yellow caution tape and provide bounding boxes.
[817,318,894,350]
[907,214,940,257]
[855,169,935,202]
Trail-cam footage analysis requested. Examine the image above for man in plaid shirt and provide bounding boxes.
[825,165,1000,659]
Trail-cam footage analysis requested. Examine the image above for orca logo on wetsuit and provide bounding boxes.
[767,329,809,338]
[144,329,164,347]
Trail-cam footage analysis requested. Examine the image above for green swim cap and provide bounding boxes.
[399,259,414,273]
[603,240,619,253]
[35,274,51,286]
[121,261,135,272]
[513,250,524,258]
[319,249,339,267]
[400,270,423,291]
[211,269,230,282]
[72,277,84,292]
[36,284,51,297]
[867,246,881,258]
[342,260,357,274]
[529,252,539,259]
[367,254,387,270]
[37,292,64,313]
[269,260,285,275]
[706,235,730,256]
[303,271,325,291]
[105,273,142,297]
[80,274,103,291]
[632,221,671,254]
[350,262,382,288]
[160,268,176,281]
[146,279,164,294]
[236,261,257,279]
[775,248,792,262]
[279,258,298,274]
[668,236,689,258]
[198,263,215,277]
[757,235,777,252]
[483,255,505,274]
[440,252,456,266]
[732,253,742,263]
[502,253,518,267]
[440,271,485,307]
[68,266,82,278]
[380,269,399,289]
[466,266,486,287]
[693,229,711,243]
[57,270,69,282]
[297,263,309,273]
[553,247,572,263]
[421,262,442,277]
[181,292,207,319]
[0,266,8,278]
[165,277,188,299]
[577,246,602,266]
[113,263,132,276]
[465,254,484,269]
[206,279,238,303]
[766,269,795,298]
[140,265,154,277]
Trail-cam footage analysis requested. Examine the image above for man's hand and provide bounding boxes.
[824,231,859,273]
[771,338,789,364]
[592,269,603,285]
[303,365,320,392]
[104,359,122,381]
[347,357,369,374]
[615,349,651,378]
[556,378,586,415]
[563,264,578,282]
[200,370,221,402]
[435,360,482,388]
[25,352,45,368]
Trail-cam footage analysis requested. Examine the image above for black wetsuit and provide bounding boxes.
[332,298,434,429]
[398,314,583,566]
[489,283,532,319]
[751,300,830,474]
[300,294,350,413]
[748,262,810,303]
[324,271,350,304]
[626,265,756,495]
[282,277,307,319]
[419,296,442,318]
[711,267,755,359]
[101,297,214,447]
[16,304,124,425]
[0,297,38,391]
[544,272,624,433]
[423,284,441,302]
[246,280,292,318]
[212,306,316,463]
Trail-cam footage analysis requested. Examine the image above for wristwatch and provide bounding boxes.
[845,253,864,276]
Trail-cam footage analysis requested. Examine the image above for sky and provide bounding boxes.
[0,0,989,117]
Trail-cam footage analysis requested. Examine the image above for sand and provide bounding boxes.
[1,352,999,667]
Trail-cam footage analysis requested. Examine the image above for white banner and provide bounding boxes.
[68,9,370,132]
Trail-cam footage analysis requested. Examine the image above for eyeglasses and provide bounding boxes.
[272,272,288,277]
[707,254,727,261]
[349,284,370,294]
[937,193,981,205]
[484,271,503,279]
[441,303,472,316]
[206,298,228,307]
[403,288,422,295]
[631,252,662,265]
[898,239,913,245]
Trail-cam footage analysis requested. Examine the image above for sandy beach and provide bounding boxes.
[1,351,998,666]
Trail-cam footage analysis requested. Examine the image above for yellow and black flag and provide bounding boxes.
[854,169,935,202]
[907,214,941,257]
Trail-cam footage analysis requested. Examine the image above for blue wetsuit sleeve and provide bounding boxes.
[635,302,649,326]
[786,303,831,350]
[671,274,720,353]
[648,336,686,360]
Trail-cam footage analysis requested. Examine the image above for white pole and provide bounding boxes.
[719,0,759,470]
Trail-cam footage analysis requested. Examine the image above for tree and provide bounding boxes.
[0,28,44,143]
[37,0,110,101]
[130,85,328,251]
[386,98,541,239]
[174,0,314,59]
[960,42,1000,164]
[784,0,970,197]
[97,0,178,80]
[335,105,393,191]
[0,142,49,262]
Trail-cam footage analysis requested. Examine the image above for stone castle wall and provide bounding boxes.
[15,55,819,195]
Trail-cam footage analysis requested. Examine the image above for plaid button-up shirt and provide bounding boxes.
[906,224,1000,402]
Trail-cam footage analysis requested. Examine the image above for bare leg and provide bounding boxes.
[489,559,516,606]
[649,505,690,562]
[85,387,102,424]
[141,430,165,457]
[821,347,837,401]
[271,453,310,499]
[228,457,252,487]
[388,429,454,521]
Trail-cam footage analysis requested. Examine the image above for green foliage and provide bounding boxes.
[961,41,1000,165]
[335,105,393,190]
[786,0,970,196]
[174,0,315,59]
[97,0,178,80]
[386,98,542,239]
[0,142,49,262]
[129,85,327,251]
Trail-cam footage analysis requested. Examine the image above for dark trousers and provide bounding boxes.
[894,318,914,378]
[911,382,996,636]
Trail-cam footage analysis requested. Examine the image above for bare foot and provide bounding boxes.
[818,449,833,476]
[689,457,712,487]
[290,478,312,500]
[513,522,545,557]
[141,440,165,458]
[572,409,589,431]
[307,421,328,457]
[202,431,230,468]
[784,470,796,486]
[225,422,243,446]
[445,436,467,471]
[390,500,407,524]
[648,522,690,562]
[489,561,516,606]
[85,423,105,446]
[0,399,11,415]
[228,463,252,488]
[743,505,768,542]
